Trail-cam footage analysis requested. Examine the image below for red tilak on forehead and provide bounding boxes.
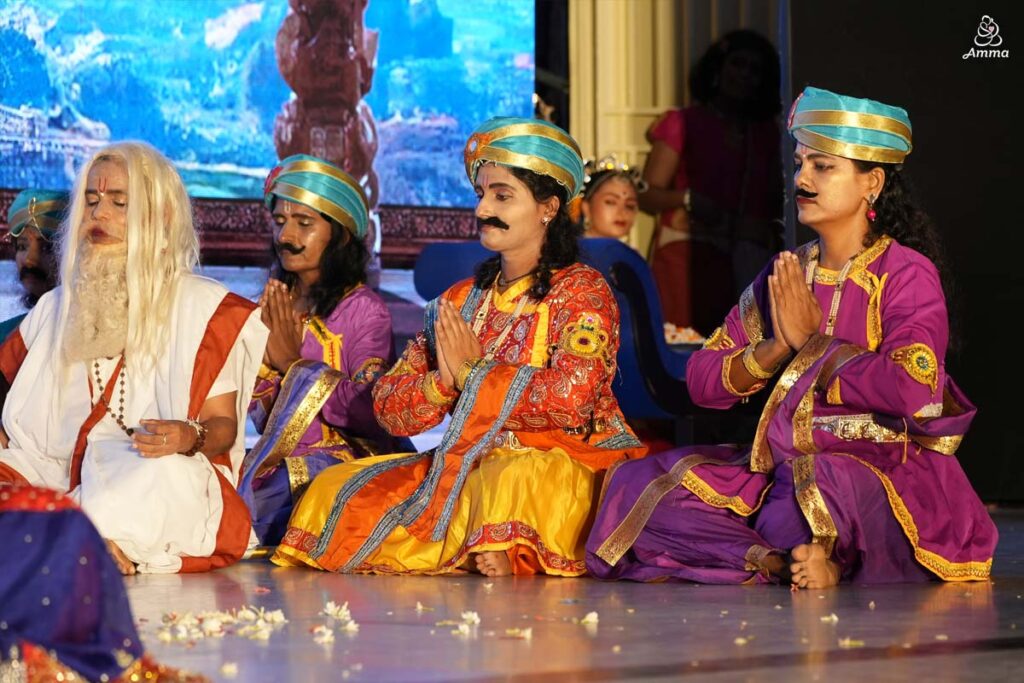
[97,176,109,193]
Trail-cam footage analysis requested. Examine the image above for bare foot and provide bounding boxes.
[475,551,512,577]
[460,554,481,574]
[759,552,793,583]
[106,540,137,576]
[789,543,840,588]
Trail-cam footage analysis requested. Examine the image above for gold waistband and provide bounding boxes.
[812,414,905,443]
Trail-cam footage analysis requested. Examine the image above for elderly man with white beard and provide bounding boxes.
[0,142,268,575]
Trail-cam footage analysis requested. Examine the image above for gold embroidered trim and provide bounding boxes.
[792,383,818,455]
[792,455,838,557]
[269,182,360,234]
[308,316,344,370]
[812,414,907,444]
[744,544,775,572]
[835,453,992,580]
[750,334,832,473]
[595,453,720,566]
[385,356,415,377]
[739,284,765,344]
[792,128,909,164]
[857,271,887,351]
[722,347,765,397]
[826,377,843,405]
[422,371,455,407]
[792,109,913,146]
[680,469,771,517]
[890,343,939,394]
[911,434,963,456]
[804,236,891,294]
[257,365,343,476]
[812,266,841,285]
[285,456,312,500]
[703,325,736,351]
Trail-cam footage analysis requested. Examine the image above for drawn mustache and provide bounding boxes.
[276,242,305,255]
[18,266,49,282]
[795,188,818,199]
[477,216,510,231]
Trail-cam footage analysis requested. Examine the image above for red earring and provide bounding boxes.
[866,195,877,222]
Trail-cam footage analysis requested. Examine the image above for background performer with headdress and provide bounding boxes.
[241,154,403,546]
[273,117,646,577]
[0,189,68,341]
[578,155,645,240]
[586,87,996,588]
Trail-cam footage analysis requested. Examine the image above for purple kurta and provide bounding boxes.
[245,285,402,544]
[587,237,997,584]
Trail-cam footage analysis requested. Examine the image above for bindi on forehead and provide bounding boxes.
[98,176,109,193]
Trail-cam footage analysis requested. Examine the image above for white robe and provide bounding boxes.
[0,274,268,573]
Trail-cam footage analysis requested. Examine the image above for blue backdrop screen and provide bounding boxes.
[0,0,535,207]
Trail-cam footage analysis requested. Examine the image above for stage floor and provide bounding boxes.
[125,510,1024,682]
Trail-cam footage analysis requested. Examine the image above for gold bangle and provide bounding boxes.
[455,358,480,391]
[422,371,454,407]
[742,343,777,380]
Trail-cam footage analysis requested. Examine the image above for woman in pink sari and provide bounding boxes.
[586,87,996,587]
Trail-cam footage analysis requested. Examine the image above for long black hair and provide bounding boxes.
[854,162,943,270]
[270,203,369,317]
[855,160,959,349]
[689,29,781,121]
[473,166,582,300]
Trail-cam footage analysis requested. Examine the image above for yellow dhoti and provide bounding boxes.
[272,446,597,576]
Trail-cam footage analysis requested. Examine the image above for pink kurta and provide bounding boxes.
[587,236,996,584]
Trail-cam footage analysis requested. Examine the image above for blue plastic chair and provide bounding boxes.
[412,238,692,421]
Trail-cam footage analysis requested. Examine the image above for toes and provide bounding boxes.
[791,545,811,562]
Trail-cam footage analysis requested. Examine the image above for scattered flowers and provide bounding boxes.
[311,625,334,645]
[155,606,288,644]
[505,628,532,640]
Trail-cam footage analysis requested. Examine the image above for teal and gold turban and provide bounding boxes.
[6,189,68,239]
[264,154,369,239]
[788,87,912,164]
[464,117,585,198]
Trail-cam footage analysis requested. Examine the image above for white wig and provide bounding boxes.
[57,141,200,373]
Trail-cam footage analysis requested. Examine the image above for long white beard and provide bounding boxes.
[63,241,130,363]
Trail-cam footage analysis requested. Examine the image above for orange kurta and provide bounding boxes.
[273,263,646,575]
